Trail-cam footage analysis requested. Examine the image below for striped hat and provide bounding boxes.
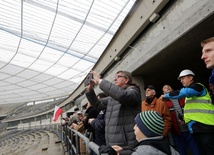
[135,111,164,137]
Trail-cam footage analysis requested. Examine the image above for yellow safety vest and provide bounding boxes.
[184,84,214,125]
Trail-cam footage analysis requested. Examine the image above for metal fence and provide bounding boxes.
[62,125,107,155]
[2,123,107,155]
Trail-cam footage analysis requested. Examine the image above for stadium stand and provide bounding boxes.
[0,122,7,132]
[4,98,65,120]
[0,1,213,155]
[0,129,65,155]
[0,103,23,118]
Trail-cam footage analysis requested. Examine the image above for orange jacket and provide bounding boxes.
[141,97,172,137]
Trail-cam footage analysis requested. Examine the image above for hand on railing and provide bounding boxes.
[88,118,94,124]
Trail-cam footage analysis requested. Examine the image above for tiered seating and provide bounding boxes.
[0,131,32,154]
[0,103,23,117]
[0,129,65,155]
[23,131,45,154]
[43,130,63,153]
[5,98,65,120]
[0,123,7,131]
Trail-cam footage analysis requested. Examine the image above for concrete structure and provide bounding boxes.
[71,0,214,104]
[2,0,214,124]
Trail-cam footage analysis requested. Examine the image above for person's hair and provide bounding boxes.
[67,111,74,117]
[163,84,173,90]
[116,70,132,85]
[201,37,214,47]
[74,107,79,112]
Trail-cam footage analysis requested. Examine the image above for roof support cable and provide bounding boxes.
[26,0,60,69]
[41,0,96,81]
[70,0,133,79]
[0,0,61,98]
[0,0,24,70]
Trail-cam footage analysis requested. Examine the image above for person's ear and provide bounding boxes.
[125,78,129,84]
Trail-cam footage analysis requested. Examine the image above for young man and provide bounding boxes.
[85,70,141,155]
[201,37,214,85]
[201,37,214,69]
[111,111,179,155]
[160,69,214,155]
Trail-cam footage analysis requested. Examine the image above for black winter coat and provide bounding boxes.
[91,110,106,146]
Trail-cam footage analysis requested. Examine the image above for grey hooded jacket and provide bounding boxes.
[85,79,141,154]
[132,136,179,155]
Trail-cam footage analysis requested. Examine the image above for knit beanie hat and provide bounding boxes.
[135,111,164,137]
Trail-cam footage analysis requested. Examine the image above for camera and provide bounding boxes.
[84,73,93,86]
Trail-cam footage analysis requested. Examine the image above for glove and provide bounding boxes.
[99,145,117,155]
[187,120,195,133]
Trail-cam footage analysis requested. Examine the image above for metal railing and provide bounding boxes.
[62,125,106,155]
[1,123,107,155]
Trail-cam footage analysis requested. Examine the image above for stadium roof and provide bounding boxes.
[0,0,136,105]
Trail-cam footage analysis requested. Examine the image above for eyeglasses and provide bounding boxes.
[114,75,126,79]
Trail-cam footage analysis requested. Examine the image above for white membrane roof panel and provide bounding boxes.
[0,0,136,104]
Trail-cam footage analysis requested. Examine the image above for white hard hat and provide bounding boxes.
[178,69,195,80]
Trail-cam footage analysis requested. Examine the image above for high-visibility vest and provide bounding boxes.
[184,84,214,125]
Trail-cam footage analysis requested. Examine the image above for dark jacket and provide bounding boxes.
[86,79,141,154]
[91,110,106,146]
[84,106,99,132]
